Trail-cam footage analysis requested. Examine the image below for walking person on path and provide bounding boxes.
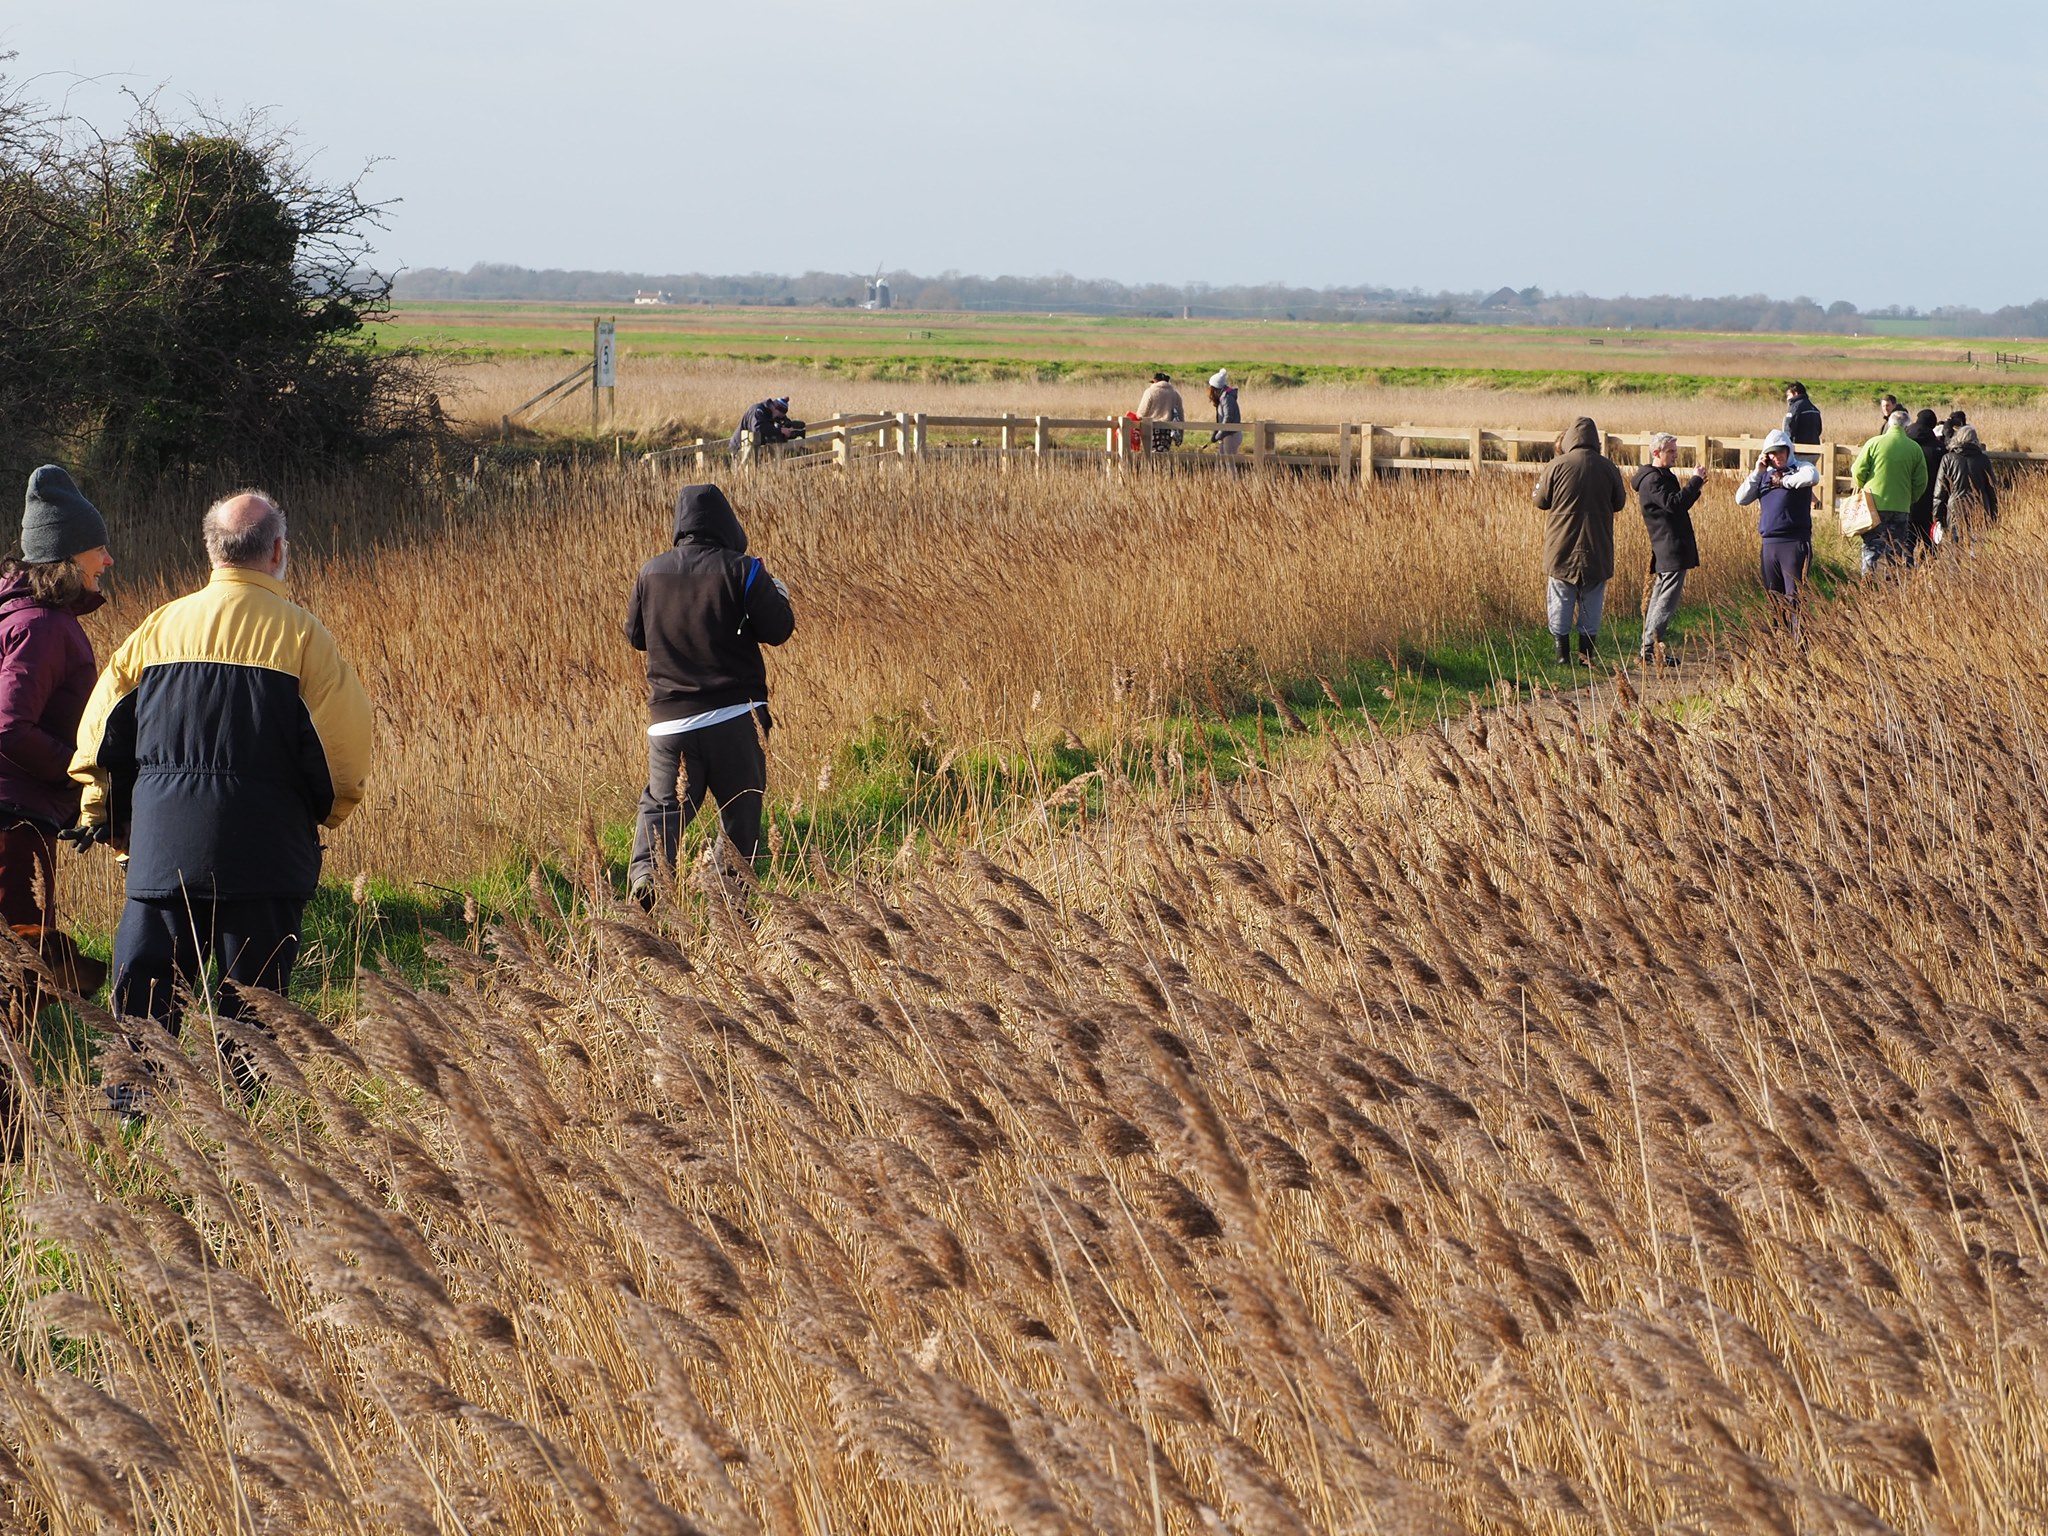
[0,468,114,940]
[1532,417,1628,665]
[71,492,372,1100]
[626,483,794,909]
[1631,434,1706,667]
[1735,429,1819,629]
[1850,410,1929,574]
[0,468,114,1143]
[1207,369,1242,464]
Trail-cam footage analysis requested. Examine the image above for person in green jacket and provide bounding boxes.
[1850,410,1929,574]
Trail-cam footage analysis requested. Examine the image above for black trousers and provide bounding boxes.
[628,711,768,889]
[111,895,304,1035]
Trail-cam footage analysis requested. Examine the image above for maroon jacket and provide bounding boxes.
[0,571,104,829]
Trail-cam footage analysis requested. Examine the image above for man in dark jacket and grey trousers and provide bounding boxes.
[1631,433,1707,666]
[626,483,794,906]
[1533,417,1629,664]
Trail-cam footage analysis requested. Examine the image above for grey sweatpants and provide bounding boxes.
[1546,577,1607,638]
[1642,569,1686,651]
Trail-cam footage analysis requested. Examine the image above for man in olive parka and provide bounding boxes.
[1532,417,1629,664]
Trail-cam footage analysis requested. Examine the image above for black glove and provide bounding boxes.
[57,822,109,848]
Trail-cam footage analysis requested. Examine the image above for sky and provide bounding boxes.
[10,1,2046,310]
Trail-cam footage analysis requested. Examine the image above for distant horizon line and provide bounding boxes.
[389,262,2045,320]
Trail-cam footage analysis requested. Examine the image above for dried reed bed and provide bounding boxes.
[454,355,2048,452]
[70,459,1772,922]
[7,505,2048,1532]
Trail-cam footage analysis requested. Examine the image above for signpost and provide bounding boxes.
[593,317,617,428]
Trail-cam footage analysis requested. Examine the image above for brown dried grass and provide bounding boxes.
[5,490,2048,1531]
[69,452,1781,928]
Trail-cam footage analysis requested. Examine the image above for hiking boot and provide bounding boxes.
[1576,632,1598,665]
[1552,633,1571,665]
[629,879,655,913]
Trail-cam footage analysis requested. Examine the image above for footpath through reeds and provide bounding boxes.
[74,457,1788,929]
[2,497,2045,1531]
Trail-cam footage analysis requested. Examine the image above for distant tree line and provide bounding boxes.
[0,70,440,483]
[395,268,2048,339]
[398,264,2048,339]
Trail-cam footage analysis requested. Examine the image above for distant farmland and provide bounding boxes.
[383,300,2048,404]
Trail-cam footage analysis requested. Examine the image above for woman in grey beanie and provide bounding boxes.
[0,465,115,937]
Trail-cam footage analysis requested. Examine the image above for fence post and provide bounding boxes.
[1821,442,1838,513]
[1035,415,1049,472]
[1000,413,1016,474]
[1469,427,1484,477]
[895,413,911,460]
[1360,423,1376,489]
[1336,422,1353,481]
[1696,435,1710,476]
[832,426,849,471]
[912,413,928,460]
[1506,430,1523,464]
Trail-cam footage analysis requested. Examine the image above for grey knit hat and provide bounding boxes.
[22,466,108,565]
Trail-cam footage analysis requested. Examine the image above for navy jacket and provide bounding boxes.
[1782,397,1823,446]
[72,568,373,901]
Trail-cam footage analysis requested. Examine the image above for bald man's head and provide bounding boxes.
[203,491,287,573]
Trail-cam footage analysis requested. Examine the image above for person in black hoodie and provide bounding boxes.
[1905,409,1943,549]
[625,484,795,905]
[1631,434,1707,666]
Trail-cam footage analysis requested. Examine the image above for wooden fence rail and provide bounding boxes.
[641,413,2048,507]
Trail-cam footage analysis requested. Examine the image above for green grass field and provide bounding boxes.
[381,300,2048,403]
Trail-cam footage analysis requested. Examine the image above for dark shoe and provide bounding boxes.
[1576,632,1598,665]
[104,1080,151,1123]
[629,879,655,913]
[1552,633,1571,665]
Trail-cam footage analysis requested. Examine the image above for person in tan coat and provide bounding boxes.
[1135,372,1185,454]
[1532,417,1629,665]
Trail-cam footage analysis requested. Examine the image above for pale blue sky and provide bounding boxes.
[12,2,2045,308]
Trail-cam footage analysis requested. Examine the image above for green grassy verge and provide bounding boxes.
[416,339,2048,410]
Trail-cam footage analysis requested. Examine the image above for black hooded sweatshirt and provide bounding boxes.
[625,484,795,724]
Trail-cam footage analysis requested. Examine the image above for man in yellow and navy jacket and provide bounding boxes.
[70,491,372,1035]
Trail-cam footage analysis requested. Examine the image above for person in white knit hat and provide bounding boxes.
[1207,369,1241,464]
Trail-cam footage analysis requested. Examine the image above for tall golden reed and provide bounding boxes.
[3,476,2045,1532]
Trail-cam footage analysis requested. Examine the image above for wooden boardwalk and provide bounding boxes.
[646,412,2048,510]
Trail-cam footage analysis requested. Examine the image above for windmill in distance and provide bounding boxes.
[863,264,891,310]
